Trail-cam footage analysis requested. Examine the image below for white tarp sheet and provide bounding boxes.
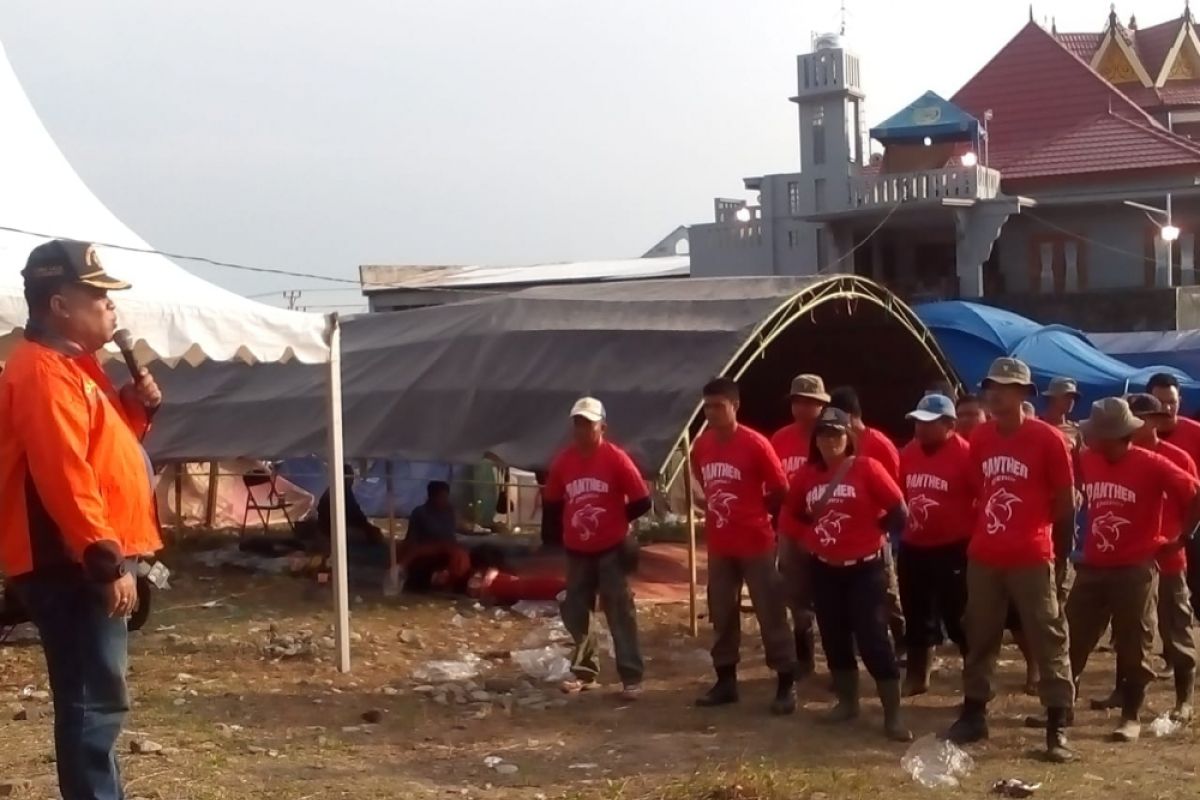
[0,40,327,365]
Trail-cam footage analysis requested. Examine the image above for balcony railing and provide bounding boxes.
[848,165,1001,210]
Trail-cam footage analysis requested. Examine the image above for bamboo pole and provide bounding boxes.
[204,461,219,529]
[173,462,185,535]
[683,434,699,637]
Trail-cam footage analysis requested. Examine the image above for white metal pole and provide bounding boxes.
[325,314,351,672]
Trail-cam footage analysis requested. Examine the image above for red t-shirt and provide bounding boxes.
[771,423,812,541]
[968,418,1074,567]
[692,425,788,558]
[544,441,649,554]
[900,434,975,548]
[859,426,901,480]
[1146,440,1197,576]
[788,457,903,562]
[1162,416,1200,469]
[1079,446,1198,568]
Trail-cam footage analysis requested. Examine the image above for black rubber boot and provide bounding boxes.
[946,697,989,744]
[695,665,739,707]
[1045,707,1078,763]
[1174,666,1195,723]
[1024,706,1074,729]
[821,670,860,723]
[795,627,816,679]
[903,647,932,697]
[1091,666,1124,711]
[877,678,913,742]
[770,670,797,716]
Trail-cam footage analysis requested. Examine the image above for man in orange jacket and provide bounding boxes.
[0,240,162,800]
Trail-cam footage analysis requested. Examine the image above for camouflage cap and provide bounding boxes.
[1043,376,1080,399]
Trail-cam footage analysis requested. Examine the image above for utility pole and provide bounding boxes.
[283,290,302,310]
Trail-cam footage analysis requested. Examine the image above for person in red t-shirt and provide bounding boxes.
[1148,372,1200,619]
[828,385,905,655]
[543,397,651,700]
[947,357,1078,764]
[955,393,989,440]
[1068,397,1200,742]
[897,394,974,697]
[787,407,911,741]
[770,373,829,679]
[691,377,797,715]
[1090,394,1199,724]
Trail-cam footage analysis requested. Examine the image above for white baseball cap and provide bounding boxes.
[570,397,606,422]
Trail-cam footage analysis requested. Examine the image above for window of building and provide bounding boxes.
[788,230,801,249]
[787,181,801,215]
[846,98,861,165]
[815,229,828,269]
[1027,234,1087,293]
[811,105,826,165]
[813,178,826,213]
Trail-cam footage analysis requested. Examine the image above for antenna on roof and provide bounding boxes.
[1029,3,1034,23]
[839,0,848,36]
[1051,16,1057,34]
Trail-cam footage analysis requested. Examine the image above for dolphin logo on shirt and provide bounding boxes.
[1091,511,1130,554]
[570,505,606,541]
[984,488,1021,535]
[907,494,939,530]
[814,510,851,547]
[707,490,738,528]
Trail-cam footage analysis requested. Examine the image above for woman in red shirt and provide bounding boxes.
[787,407,910,741]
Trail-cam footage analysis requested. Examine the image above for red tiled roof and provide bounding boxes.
[1001,111,1200,179]
[1134,18,1188,78]
[951,21,1200,180]
[1121,83,1200,107]
[1054,32,1102,62]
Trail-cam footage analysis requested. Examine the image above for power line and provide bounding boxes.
[1023,210,1160,268]
[0,223,361,286]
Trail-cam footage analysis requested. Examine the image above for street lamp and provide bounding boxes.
[735,207,752,223]
[1124,199,1179,285]
[961,151,978,167]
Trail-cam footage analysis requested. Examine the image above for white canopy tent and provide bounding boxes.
[0,40,354,670]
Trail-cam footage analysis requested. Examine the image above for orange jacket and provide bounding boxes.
[0,336,161,580]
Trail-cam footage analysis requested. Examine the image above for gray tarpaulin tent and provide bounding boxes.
[142,275,959,476]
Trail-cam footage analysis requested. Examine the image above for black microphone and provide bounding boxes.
[113,329,141,382]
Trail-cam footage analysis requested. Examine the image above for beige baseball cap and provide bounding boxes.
[569,397,606,422]
[789,374,830,403]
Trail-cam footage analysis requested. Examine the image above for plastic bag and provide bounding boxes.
[411,654,481,683]
[519,618,573,648]
[901,734,975,788]
[1150,712,1182,738]
[510,600,559,619]
[512,646,573,682]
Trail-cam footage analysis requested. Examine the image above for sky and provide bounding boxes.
[0,1,1194,310]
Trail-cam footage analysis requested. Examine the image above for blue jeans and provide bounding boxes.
[15,573,130,800]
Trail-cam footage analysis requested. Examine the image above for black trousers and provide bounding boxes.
[897,540,968,652]
[811,555,899,680]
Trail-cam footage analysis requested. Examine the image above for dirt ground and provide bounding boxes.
[2,549,1199,800]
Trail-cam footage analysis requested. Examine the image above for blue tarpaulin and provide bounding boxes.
[869,91,980,145]
[1089,330,1200,379]
[278,457,469,518]
[915,301,1200,411]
